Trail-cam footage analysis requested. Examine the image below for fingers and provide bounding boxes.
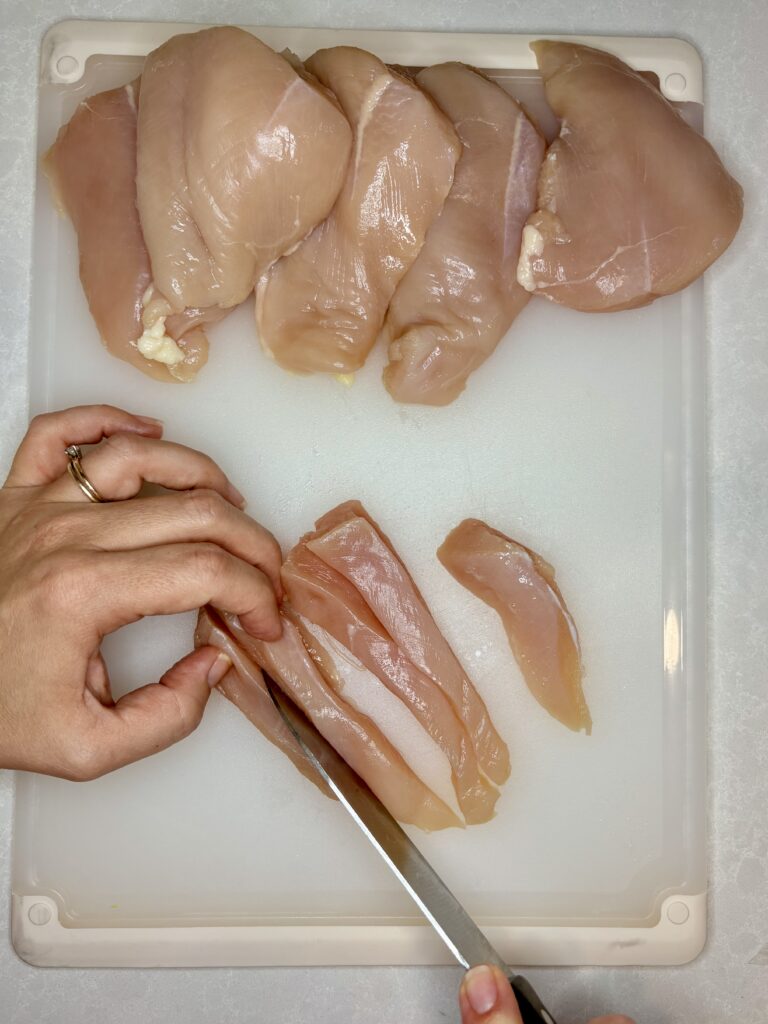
[5,405,162,487]
[44,490,282,597]
[43,432,245,507]
[459,966,522,1024]
[83,543,282,640]
[71,647,231,778]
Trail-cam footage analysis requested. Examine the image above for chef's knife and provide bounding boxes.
[264,674,556,1024]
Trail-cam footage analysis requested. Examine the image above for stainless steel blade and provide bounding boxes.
[263,674,506,972]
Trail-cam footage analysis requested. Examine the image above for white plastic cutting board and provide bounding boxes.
[12,23,706,968]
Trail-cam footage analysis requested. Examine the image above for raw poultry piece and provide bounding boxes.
[195,608,331,797]
[137,27,352,333]
[44,82,212,381]
[217,611,462,831]
[282,540,500,823]
[256,46,461,374]
[517,41,743,311]
[306,502,510,785]
[383,64,545,405]
[438,519,590,734]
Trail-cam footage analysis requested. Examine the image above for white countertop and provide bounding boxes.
[0,1,766,1022]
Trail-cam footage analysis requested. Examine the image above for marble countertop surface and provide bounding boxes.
[1,1,766,1021]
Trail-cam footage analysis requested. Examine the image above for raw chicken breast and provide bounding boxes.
[44,83,209,381]
[222,612,461,831]
[137,27,352,315]
[383,64,544,405]
[283,541,499,823]
[195,608,331,797]
[307,502,510,786]
[517,41,743,311]
[438,519,590,734]
[256,47,461,374]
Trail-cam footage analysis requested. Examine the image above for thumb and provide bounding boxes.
[95,646,231,773]
[460,966,522,1024]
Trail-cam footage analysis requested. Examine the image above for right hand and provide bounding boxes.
[459,966,635,1024]
[0,404,283,781]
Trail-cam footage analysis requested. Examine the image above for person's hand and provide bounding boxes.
[460,965,635,1024]
[0,404,283,781]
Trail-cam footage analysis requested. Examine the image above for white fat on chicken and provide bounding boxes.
[516,224,544,292]
[136,285,185,366]
[298,615,461,819]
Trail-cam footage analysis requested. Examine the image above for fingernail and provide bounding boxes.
[464,966,498,1016]
[136,415,163,426]
[228,484,247,509]
[206,651,231,688]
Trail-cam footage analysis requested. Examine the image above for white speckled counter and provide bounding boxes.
[0,2,766,1022]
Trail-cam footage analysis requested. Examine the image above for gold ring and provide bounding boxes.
[65,444,106,503]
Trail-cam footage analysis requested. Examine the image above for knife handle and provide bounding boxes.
[509,974,558,1024]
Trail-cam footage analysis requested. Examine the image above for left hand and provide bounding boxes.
[460,966,635,1024]
[0,404,283,780]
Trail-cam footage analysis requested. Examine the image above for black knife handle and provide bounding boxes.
[509,973,558,1024]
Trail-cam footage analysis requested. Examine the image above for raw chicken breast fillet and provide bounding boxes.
[256,47,461,374]
[282,539,500,823]
[44,82,211,381]
[383,63,544,405]
[517,41,743,311]
[219,611,461,831]
[306,502,511,785]
[137,27,352,316]
[195,608,332,797]
[438,519,590,734]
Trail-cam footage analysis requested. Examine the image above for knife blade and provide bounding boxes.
[264,673,557,1024]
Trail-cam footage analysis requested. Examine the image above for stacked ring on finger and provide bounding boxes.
[51,433,247,508]
[65,445,106,503]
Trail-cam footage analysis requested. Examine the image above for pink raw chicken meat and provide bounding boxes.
[195,608,332,797]
[214,611,461,832]
[137,27,352,320]
[438,519,590,734]
[383,63,545,405]
[282,540,500,823]
[256,46,461,374]
[517,41,743,311]
[44,82,216,381]
[306,502,510,786]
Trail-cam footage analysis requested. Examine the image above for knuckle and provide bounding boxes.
[60,739,106,782]
[32,550,91,609]
[103,431,139,461]
[164,688,203,739]
[28,412,53,434]
[183,488,227,528]
[24,509,78,553]
[191,542,230,582]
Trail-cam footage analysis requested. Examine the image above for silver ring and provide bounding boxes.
[65,444,106,503]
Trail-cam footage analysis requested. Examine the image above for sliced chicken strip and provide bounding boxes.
[195,608,332,797]
[518,41,743,311]
[43,82,209,382]
[306,502,510,786]
[256,47,461,374]
[221,612,462,831]
[383,63,544,405]
[137,27,352,315]
[283,541,499,823]
[438,519,590,734]
[292,613,461,817]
